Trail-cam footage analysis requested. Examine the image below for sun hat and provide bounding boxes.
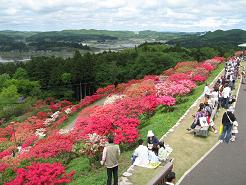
[147,130,154,137]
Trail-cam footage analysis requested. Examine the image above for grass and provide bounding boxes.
[66,64,225,185]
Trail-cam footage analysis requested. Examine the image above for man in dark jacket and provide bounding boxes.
[220,106,237,143]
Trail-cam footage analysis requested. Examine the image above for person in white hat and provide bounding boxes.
[147,130,159,155]
[220,106,237,143]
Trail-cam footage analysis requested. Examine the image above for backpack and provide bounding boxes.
[205,105,212,116]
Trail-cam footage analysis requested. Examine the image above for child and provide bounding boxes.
[231,121,238,142]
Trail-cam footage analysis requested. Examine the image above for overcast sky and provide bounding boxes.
[0,0,246,32]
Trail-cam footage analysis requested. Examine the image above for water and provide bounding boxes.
[0,56,30,63]
[0,56,14,63]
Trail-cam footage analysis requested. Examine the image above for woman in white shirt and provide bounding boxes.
[132,139,149,167]
[222,84,231,109]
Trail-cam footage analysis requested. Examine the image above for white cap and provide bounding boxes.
[147,130,154,137]
[227,106,234,112]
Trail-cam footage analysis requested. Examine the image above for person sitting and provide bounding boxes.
[163,171,176,185]
[158,141,169,161]
[132,139,149,167]
[147,130,159,155]
[204,100,217,133]
[187,103,206,131]
[148,148,159,163]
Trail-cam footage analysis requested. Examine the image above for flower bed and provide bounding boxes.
[5,163,74,185]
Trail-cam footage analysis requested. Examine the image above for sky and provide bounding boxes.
[0,0,246,32]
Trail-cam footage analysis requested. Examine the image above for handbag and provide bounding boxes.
[219,124,224,134]
[199,116,209,127]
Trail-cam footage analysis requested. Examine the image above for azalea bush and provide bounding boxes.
[167,73,191,82]
[124,80,156,97]
[157,96,176,106]
[73,133,107,164]
[200,63,215,71]
[25,135,73,159]
[192,74,207,82]
[174,61,198,70]
[5,163,74,185]
[0,163,9,173]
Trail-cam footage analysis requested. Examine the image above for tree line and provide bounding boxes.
[0,44,231,101]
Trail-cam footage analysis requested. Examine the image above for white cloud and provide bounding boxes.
[0,0,245,31]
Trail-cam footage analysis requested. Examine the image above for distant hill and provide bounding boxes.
[167,29,246,49]
[0,29,192,54]
[0,29,191,42]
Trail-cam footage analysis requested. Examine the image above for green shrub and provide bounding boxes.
[66,157,91,179]
[0,168,16,184]
[0,141,13,152]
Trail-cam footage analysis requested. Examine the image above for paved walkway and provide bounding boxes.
[63,98,106,130]
[180,81,246,185]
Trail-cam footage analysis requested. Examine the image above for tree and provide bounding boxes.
[61,73,72,84]
[13,67,28,80]
[0,85,19,104]
[0,73,10,90]
[198,47,219,61]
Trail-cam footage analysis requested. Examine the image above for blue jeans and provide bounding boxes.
[220,124,232,143]
[223,97,229,109]
[218,97,223,109]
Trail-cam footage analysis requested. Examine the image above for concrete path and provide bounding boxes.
[179,82,246,185]
[63,98,106,130]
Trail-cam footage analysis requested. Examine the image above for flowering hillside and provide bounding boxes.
[0,56,224,184]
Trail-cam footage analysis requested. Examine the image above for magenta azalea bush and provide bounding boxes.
[157,96,176,106]
[192,74,207,82]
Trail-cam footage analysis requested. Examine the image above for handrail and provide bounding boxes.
[147,161,173,185]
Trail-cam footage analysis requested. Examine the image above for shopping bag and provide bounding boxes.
[219,124,224,135]
[199,117,208,127]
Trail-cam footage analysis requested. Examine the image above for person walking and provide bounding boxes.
[203,83,211,99]
[220,106,237,143]
[222,84,231,109]
[101,136,120,185]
